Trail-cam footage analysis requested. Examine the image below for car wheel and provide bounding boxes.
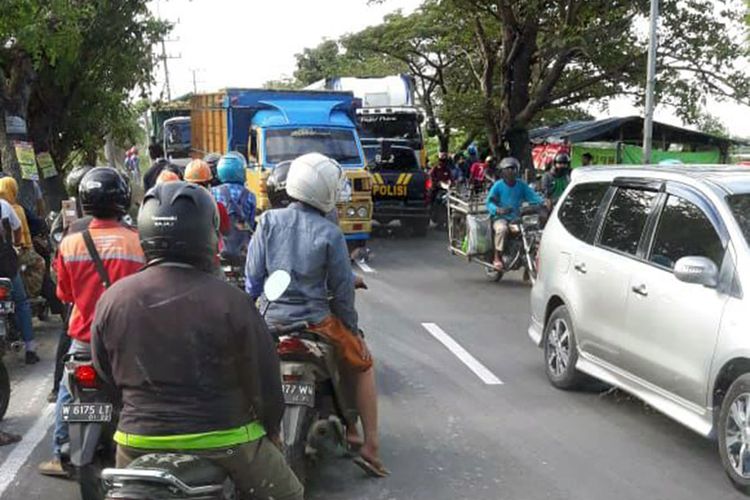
[718,374,750,494]
[543,305,584,390]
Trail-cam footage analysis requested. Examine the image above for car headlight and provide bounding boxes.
[346,207,356,217]
[357,206,368,218]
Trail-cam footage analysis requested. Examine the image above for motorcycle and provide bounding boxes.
[484,204,545,283]
[270,309,358,484]
[100,271,292,500]
[62,353,117,500]
[430,181,450,230]
[220,256,245,290]
[0,278,14,421]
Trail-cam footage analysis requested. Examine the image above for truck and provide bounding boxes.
[306,75,425,165]
[190,88,373,243]
[149,100,191,165]
[307,76,429,235]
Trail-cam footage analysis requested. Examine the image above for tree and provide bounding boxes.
[452,0,750,169]
[27,0,168,208]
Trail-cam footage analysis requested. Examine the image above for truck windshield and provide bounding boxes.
[265,128,362,165]
[364,146,419,170]
[165,121,191,148]
[728,193,750,245]
[358,114,421,142]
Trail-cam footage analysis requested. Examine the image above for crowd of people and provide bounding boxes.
[0,146,388,499]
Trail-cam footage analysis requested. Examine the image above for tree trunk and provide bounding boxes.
[0,113,36,209]
[438,128,451,153]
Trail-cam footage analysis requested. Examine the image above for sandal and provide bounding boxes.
[352,454,390,478]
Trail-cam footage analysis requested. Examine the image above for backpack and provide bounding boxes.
[0,206,18,279]
[217,184,252,263]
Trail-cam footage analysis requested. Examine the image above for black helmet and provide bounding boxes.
[499,157,521,170]
[554,153,571,165]
[203,152,221,168]
[65,166,94,197]
[138,181,218,270]
[79,167,131,218]
[267,160,293,209]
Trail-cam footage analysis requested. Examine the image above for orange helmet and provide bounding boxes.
[155,169,180,185]
[184,159,213,184]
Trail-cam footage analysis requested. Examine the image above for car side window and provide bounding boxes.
[557,182,609,242]
[599,187,658,256]
[649,195,724,270]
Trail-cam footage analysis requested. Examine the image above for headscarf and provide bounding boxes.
[0,177,32,248]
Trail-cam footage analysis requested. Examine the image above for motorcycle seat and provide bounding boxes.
[128,453,228,487]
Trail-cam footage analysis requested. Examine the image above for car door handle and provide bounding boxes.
[632,284,648,297]
[573,262,587,274]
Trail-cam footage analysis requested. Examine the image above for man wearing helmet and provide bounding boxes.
[211,152,256,263]
[184,159,230,236]
[91,182,303,500]
[541,152,571,208]
[486,157,543,271]
[39,167,145,477]
[245,153,388,478]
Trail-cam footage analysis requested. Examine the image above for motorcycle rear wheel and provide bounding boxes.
[0,361,9,421]
[79,453,110,500]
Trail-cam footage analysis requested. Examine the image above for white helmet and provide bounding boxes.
[286,153,343,214]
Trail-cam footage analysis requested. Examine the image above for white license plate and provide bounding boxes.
[282,382,315,407]
[62,403,113,423]
[0,302,14,314]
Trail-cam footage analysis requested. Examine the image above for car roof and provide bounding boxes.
[572,165,750,195]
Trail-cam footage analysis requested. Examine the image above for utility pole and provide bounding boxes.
[161,38,172,101]
[642,0,659,164]
[189,68,204,94]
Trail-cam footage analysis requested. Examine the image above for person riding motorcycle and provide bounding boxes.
[39,167,144,477]
[245,152,388,478]
[541,152,571,208]
[486,157,542,271]
[91,181,303,500]
[203,152,222,187]
[429,152,453,200]
[211,152,256,263]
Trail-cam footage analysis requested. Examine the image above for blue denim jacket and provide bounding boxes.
[245,202,358,331]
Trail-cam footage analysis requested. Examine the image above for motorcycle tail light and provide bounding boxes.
[278,337,310,356]
[0,288,8,300]
[75,365,98,389]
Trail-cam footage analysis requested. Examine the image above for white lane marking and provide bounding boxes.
[421,323,503,385]
[355,260,376,274]
[0,404,55,496]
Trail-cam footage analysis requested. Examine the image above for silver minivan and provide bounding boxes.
[529,166,750,493]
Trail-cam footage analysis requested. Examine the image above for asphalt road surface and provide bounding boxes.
[0,229,746,500]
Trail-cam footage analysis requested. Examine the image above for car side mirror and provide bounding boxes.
[674,256,718,288]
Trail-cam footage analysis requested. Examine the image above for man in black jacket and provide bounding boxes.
[91,182,302,500]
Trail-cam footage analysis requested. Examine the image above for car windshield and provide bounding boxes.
[364,146,419,170]
[265,128,361,165]
[358,114,421,141]
[727,193,750,245]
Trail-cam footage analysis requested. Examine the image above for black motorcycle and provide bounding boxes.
[485,204,545,283]
[430,181,450,230]
[62,354,117,500]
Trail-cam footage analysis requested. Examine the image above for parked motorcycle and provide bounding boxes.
[0,278,13,421]
[62,353,117,500]
[100,271,291,500]
[485,204,545,283]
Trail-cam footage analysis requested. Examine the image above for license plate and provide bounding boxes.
[62,403,113,423]
[0,302,14,313]
[282,382,315,407]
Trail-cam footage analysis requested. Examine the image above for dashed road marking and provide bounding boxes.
[421,322,503,385]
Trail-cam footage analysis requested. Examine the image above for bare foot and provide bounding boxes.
[493,259,504,271]
[346,426,364,448]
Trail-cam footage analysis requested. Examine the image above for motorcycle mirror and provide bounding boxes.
[264,270,291,302]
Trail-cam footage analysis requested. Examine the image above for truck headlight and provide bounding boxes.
[346,207,356,217]
[357,206,368,218]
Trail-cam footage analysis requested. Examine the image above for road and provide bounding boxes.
[0,229,745,500]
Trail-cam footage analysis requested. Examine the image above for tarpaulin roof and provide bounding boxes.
[529,116,742,147]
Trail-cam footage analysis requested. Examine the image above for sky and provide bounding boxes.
[148,0,750,139]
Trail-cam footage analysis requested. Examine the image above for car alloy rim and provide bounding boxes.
[546,318,570,377]
[726,392,750,478]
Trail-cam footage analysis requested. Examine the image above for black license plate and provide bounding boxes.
[62,403,113,423]
[282,382,314,407]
